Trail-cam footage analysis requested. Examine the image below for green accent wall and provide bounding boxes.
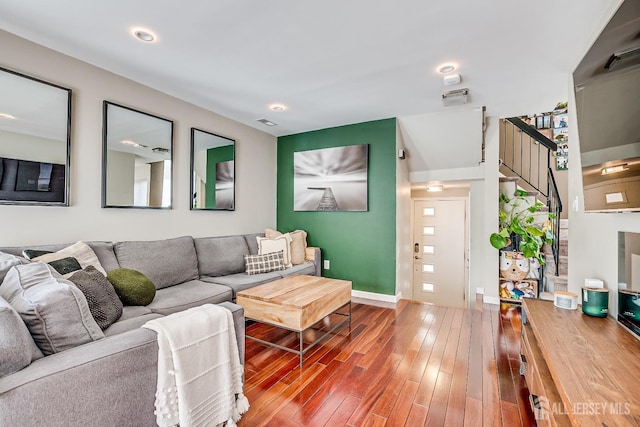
[205,145,234,208]
[277,118,397,295]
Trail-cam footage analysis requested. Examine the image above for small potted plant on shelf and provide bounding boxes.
[490,189,555,267]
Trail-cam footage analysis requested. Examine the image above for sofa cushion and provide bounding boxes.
[86,241,120,273]
[0,251,29,283]
[244,233,263,255]
[244,250,285,275]
[194,235,249,277]
[104,313,163,337]
[0,296,43,378]
[201,271,282,299]
[145,279,232,315]
[32,241,107,276]
[68,266,123,330]
[114,236,199,289]
[277,262,316,278]
[119,305,154,321]
[0,263,104,355]
[107,268,156,306]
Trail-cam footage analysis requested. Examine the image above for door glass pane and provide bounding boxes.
[423,245,435,254]
[423,207,435,216]
[423,226,435,235]
[423,264,434,273]
[422,282,435,292]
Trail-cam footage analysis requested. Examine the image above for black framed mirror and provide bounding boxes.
[190,128,235,210]
[0,67,71,206]
[102,101,173,209]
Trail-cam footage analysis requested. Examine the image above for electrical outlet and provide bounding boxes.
[323,260,330,270]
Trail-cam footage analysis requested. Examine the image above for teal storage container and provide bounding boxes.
[582,287,608,317]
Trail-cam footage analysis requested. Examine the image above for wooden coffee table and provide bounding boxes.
[236,275,352,368]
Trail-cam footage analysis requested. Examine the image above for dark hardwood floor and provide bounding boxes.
[238,299,536,427]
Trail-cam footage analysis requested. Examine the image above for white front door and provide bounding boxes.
[412,199,467,308]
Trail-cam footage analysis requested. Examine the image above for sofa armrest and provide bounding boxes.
[0,328,160,427]
[305,246,322,276]
[218,301,245,365]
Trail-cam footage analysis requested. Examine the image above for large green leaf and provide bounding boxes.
[526,226,545,237]
[490,233,507,249]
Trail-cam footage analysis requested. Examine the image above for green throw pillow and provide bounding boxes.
[106,268,156,306]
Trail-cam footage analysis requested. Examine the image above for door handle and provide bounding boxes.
[414,255,420,260]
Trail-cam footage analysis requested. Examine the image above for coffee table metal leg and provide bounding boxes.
[245,301,352,369]
[299,332,303,369]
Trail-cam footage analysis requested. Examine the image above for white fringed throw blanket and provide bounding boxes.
[143,304,249,427]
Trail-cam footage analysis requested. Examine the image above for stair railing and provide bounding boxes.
[501,117,563,276]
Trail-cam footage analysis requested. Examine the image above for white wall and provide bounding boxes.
[106,150,135,206]
[0,129,66,164]
[398,107,499,303]
[0,30,277,245]
[395,124,412,300]
[567,74,640,317]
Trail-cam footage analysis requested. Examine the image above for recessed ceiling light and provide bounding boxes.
[0,112,16,120]
[601,164,629,175]
[437,64,457,74]
[132,28,156,43]
[269,104,287,112]
[121,139,141,147]
[257,118,278,127]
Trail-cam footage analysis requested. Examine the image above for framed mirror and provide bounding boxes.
[102,101,173,208]
[0,66,71,206]
[190,128,235,210]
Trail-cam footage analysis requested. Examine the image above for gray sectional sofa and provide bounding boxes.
[0,233,320,427]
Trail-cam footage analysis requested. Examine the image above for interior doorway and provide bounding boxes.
[412,198,469,308]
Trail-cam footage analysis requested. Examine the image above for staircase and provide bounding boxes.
[543,219,569,293]
[499,117,563,293]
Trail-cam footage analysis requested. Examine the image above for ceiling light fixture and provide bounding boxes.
[257,118,278,127]
[121,139,141,147]
[426,185,443,192]
[132,28,156,43]
[437,64,457,74]
[0,112,16,120]
[601,164,629,175]
[269,104,287,112]
[442,88,469,106]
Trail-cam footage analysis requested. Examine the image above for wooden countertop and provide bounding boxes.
[523,299,640,426]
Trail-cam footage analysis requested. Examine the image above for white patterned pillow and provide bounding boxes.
[245,250,285,275]
[257,235,292,268]
[32,241,106,277]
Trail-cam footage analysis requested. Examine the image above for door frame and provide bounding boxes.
[410,195,470,307]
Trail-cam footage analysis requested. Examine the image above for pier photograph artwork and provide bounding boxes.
[293,144,368,211]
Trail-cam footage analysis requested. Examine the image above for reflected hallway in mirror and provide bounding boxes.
[190,128,235,210]
[102,101,173,209]
[0,67,71,205]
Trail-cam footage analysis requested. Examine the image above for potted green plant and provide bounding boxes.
[489,189,555,265]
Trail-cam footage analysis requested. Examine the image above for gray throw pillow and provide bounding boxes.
[0,251,29,283]
[68,266,123,330]
[0,296,43,378]
[0,263,104,355]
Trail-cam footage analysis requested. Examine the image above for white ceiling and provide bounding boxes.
[0,0,623,137]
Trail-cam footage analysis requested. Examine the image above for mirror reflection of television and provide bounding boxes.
[573,0,640,212]
[618,231,640,338]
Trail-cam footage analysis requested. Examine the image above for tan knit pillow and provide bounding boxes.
[265,228,281,239]
[264,229,308,265]
[289,230,308,265]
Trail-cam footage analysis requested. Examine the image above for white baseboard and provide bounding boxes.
[352,289,401,303]
[483,296,500,305]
